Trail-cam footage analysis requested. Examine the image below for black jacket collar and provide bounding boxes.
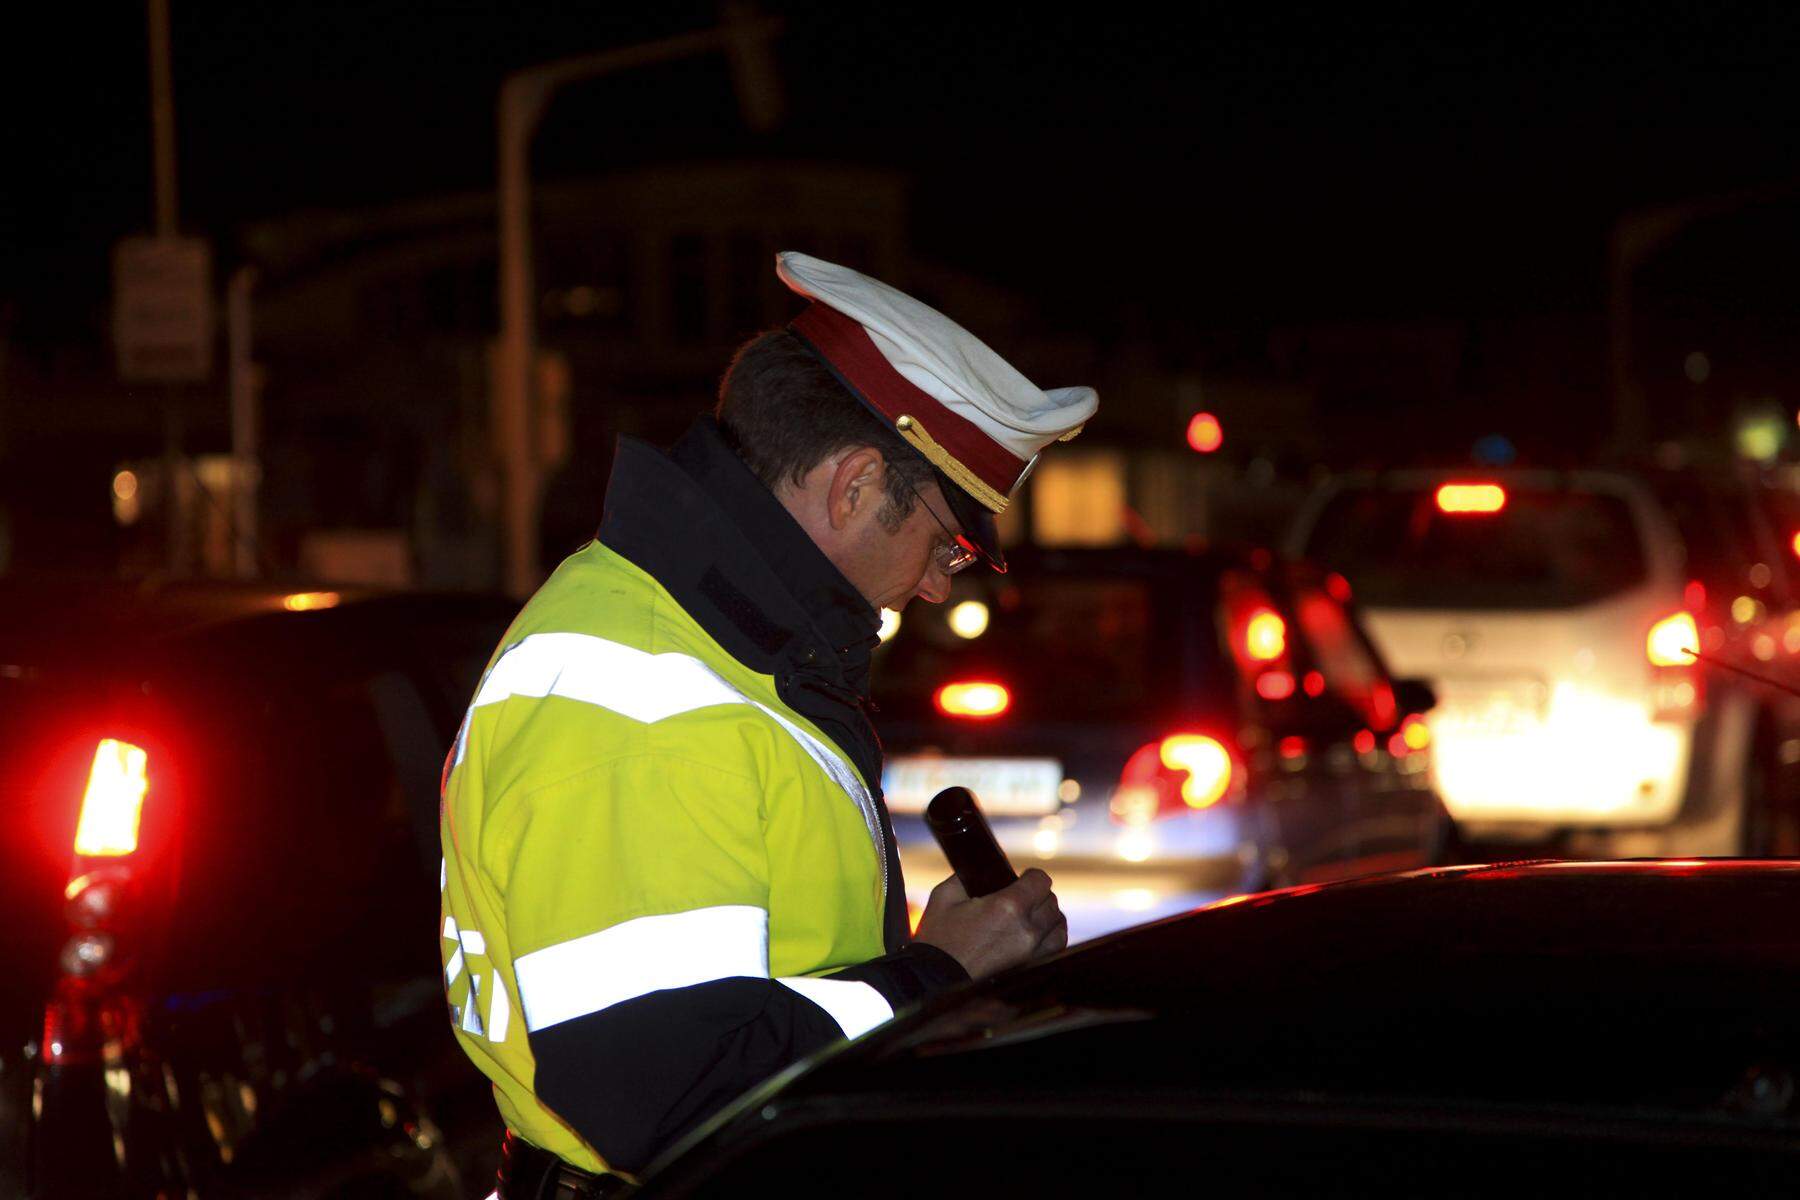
[598,416,880,702]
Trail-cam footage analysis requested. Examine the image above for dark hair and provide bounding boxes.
[715,329,932,532]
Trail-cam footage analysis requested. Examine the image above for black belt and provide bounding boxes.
[497,1132,635,1199]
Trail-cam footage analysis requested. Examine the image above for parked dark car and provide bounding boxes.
[641,859,1800,1194]
[872,546,1452,940]
[0,577,515,1198]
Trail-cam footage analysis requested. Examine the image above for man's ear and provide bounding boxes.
[826,447,886,531]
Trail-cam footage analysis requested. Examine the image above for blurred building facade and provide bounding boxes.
[237,163,906,587]
[229,161,1327,590]
[29,162,1787,589]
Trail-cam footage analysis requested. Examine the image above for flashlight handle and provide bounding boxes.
[925,786,1019,898]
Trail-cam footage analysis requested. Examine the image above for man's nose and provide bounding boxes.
[915,566,953,605]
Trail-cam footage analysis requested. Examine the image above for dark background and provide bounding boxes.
[13,5,1798,329]
[4,2,1799,575]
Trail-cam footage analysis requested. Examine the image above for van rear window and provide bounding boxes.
[874,576,1166,720]
[1303,486,1648,609]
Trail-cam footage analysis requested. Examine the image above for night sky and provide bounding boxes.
[3,0,1797,428]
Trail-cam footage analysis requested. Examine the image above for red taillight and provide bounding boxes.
[1369,682,1398,731]
[1221,574,1296,710]
[1255,670,1296,701]
[1647,611,1705,719]
[1435,482,1507,514]
[1244,608,1286,661]
[73,739,148,857]
[1160,735,1235,809]
[1113,733,1241,823]
[934,680,1010,719]
[1647,612,1700,667]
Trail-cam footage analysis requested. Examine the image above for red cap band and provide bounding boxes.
[790,302,1027,503]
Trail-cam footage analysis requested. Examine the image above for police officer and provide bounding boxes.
[440,252,1098,1196]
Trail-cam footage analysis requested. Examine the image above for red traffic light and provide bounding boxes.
[1186,412,1223,453]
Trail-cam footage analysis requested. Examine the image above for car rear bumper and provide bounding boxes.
[1431,710,1692,827]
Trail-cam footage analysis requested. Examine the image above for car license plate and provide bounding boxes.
[882,756,1063,816]
[1434,677,1545,736]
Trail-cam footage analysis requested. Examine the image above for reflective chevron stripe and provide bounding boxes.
[515,906,770,1033]
[513,905,892,1040]
[452,632,884,878]
[774,975,895,1040]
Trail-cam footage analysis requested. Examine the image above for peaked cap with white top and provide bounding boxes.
[776,252,1098,525]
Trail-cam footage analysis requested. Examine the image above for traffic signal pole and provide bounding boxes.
[493,5,782,597]
[147,0,187,572]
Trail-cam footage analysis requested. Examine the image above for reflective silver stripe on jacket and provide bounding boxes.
[512,905,894,1040]
[452,631,886,888]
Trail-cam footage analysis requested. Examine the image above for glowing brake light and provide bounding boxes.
[1114,732,1243,823]
[1388,713,1433,757]
[1401,715,1432,751]
[1244,608,1286,661]
[1159,734,1235,809]
[1647,612,1700,667]
[1435,483,1507,514]
[1255,670,1296,701]
[935,681,1010,719]
[73,739,149,857]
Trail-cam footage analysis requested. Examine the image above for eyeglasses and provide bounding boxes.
[900,476,981,576]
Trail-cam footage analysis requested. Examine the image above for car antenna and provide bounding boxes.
[1683,647,1800,701]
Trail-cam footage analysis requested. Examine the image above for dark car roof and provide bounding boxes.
[0,575,357,658]
[0,574,512,668]
[653,861,1800,1188]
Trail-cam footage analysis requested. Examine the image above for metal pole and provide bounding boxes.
[148,0,184,570]
[491,14,782,598]
[148,0,177,237]
[228,267,259,578]
[163,402,187,573]
[496,77,545,600]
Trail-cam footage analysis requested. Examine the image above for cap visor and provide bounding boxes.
[934,469,1007,573]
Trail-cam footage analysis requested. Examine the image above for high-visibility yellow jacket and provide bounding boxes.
[439,418,965,1177]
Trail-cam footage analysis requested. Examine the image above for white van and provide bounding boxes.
[1287,467,1800,855]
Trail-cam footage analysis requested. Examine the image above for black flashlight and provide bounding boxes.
[924,786,1018,898]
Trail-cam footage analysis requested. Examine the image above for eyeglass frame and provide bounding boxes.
[898,474,986,576]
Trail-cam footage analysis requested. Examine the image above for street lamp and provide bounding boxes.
[494,4,782,597]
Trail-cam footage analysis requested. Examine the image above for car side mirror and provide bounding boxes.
[1394,677,1437,718]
